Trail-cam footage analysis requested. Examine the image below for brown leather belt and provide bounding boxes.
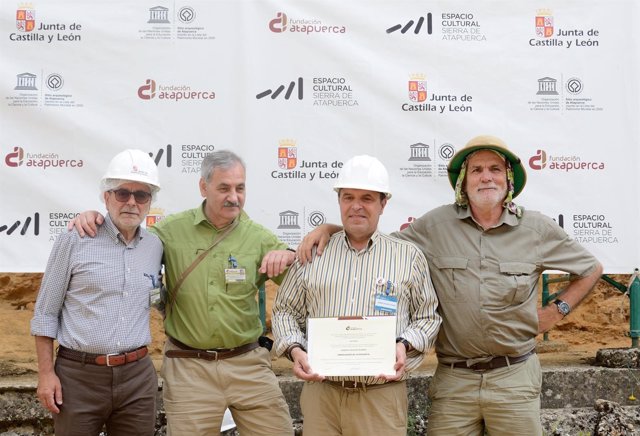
[450,350,535,372]
[323,380,396,391]
[165,337,259,361]
[57,346,148,367]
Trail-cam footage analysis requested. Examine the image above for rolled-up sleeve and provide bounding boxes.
[272,260,309,357]
[30,232,75,338]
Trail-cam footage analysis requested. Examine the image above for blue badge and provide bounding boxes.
[374,294,398,314]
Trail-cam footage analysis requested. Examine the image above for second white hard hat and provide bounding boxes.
[333,155,391,199]
[101,149,161,191]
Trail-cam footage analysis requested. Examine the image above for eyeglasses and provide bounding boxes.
[109,189,152,204]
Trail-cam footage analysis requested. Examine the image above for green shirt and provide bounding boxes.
[150,203,287,349]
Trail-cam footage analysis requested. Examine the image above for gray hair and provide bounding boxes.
[99,178,158,203]
[201,150,246,182]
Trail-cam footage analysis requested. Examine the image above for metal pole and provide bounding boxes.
[259,284,267,334]
[630,269,640,348]
[542,274,549,341]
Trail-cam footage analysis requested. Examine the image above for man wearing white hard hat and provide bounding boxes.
[272,155,441,436]
[31,149,163,435]
[298,135,603,435]
[70,150,296,435]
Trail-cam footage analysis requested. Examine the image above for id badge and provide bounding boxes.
[225,268,246,283]
[374,294,398,314]
[149,287,161,306]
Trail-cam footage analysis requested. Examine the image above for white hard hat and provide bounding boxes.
[101,149,160,191]
[333,155,391,199]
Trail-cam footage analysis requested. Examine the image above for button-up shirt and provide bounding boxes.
[272,230,441,384]
[31,214,163,354]
[394,204,599,363]
[150,203,287,349]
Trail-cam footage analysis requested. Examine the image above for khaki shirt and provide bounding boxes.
[394,204,598,364]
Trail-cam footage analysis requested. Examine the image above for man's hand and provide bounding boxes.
[66,210,103,237]
[259,250,296,278]
[36,371,63,414]
[290,347,324,382]
[537,303,565,334]
[378,342,407,382]
[297,224,341,264]
[538,263,603,334]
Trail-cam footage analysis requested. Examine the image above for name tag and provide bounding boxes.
[225,268,246,283]
[149,287,161,306]
[374,294,398,314]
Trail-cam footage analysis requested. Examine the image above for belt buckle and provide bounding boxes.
[469,363,488,373]
[205,350,219,361]
[105,353,119,367]
[341,381,361,391]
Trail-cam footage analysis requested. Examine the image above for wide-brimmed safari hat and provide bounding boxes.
[447,135,527,198]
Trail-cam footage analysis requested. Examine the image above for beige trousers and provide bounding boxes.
[300,380,408,436]
[427,353,543,436]
[160,340,293,436]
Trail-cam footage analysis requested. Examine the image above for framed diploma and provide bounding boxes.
[307,316,396,376]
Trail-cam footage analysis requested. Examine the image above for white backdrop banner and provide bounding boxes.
[1,0,638,272]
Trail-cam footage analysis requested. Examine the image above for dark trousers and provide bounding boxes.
[53,354,157,436]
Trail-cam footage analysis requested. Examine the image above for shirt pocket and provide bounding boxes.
[498,262,537,305]
[431,256,469,302]
[224,252,258,297]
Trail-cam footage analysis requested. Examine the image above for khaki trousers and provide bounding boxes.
[427,353,542,436]
[160,340,293,436]
[300,380,408,436]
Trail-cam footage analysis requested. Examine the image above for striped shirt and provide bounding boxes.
[30,214,163,354]
[272,230,441,384]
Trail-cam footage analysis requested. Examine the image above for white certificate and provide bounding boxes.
[307,316,396,376]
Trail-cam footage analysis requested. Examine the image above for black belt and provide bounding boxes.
[165,337,259,361]
[57,346,148,367]
[450,350,535,372]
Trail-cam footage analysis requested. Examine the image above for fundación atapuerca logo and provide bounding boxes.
[137,79,215,101]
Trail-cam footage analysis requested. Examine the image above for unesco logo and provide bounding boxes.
[438,143,455,160]
[178,7,195,24]
[566,77,583,95]
[308,211,325,227]
[46,73,64,91]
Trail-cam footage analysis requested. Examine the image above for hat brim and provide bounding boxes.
[447,144,527,198]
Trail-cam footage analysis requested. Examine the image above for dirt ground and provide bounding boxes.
[0,273,635,382]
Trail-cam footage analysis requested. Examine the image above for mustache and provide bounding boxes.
[224,201,241,208]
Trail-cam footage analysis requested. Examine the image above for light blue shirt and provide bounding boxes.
[31,214,163,354]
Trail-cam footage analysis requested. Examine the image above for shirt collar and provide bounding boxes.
[455,204,519,228]
[104,213,142,246]
[339,229,381,252]
[194,200,248,229]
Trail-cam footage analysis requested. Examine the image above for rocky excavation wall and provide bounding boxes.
[2,367,640,435]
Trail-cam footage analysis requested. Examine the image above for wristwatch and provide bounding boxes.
[396,337,412,352]
[554,299,571,317]
[285,343,306,361]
